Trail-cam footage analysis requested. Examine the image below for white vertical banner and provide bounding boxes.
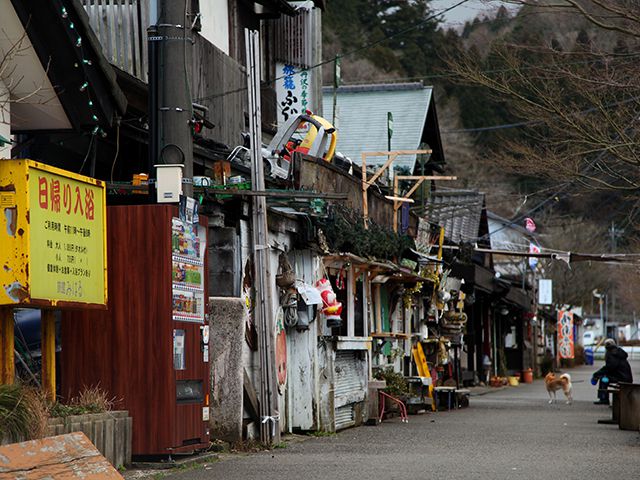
[276,62,314,127]
[538,278,553,305]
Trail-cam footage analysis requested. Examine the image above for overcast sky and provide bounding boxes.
[430,0,518,28]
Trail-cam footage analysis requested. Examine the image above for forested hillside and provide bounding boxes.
[322,0,640,313]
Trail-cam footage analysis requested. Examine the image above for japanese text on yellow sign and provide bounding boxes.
[29,168,106,304]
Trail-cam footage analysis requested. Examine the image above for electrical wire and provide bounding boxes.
[78,133,95,174]
[441,94,640,133]
[194,0,472,103]
[109,122,120,183]
[338,51,640,85]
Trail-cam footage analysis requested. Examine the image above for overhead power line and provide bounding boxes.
[194,0,471,103]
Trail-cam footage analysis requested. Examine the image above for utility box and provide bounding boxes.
[155,164,183,203]
[0,159,107,308]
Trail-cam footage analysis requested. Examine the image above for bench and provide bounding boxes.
[597,385,620,425]
[618,383,640,431]
[434,387,470,411]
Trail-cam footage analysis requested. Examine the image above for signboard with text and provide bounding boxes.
[276,62,314,128]
[538,279,553,305]
[0,160,107,307]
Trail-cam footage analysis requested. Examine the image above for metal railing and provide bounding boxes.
[83,0,148,82]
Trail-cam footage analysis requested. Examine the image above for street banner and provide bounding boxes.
[557,310,575,359]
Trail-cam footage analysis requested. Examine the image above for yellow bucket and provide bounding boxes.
[508,376,519,386]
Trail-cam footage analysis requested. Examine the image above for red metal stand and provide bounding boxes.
[378,391,408,423]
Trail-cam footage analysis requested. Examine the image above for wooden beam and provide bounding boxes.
[395,175,457,181]
[394,178,426,213]
[243,368,260,422]
[392,176,399,233]
[402,178,427,201]
[0,308,14,384]
[361,152,369,229]
[361,150,437,229]
[365,153,398,188]
[41,310,56,401]
[363,150,432,157]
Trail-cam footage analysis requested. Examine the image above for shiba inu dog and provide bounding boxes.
[545,372,572,404]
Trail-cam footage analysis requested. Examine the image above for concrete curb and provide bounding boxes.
[130,452,220,471]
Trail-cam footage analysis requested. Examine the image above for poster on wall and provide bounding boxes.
[171,217,206,323]
[276,62,314,128]
[557,310,574,359]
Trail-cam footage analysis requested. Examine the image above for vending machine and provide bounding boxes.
[62,205,210,456]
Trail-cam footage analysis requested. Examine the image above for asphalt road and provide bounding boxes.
[167,361,640,480]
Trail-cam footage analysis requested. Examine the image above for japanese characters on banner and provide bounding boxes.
[29,168,106,304]
[557,310,575,359]
[276,62,313,127]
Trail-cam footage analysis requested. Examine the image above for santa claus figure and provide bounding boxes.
[316,278,342,327]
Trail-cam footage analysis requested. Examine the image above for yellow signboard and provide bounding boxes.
[0,160,107,307]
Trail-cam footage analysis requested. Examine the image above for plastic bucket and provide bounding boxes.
[585,348,594,366]
[522,368,533,384]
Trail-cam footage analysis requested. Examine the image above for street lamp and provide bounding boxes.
[592,289,606,339]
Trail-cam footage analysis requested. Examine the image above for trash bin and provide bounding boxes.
[585,347,594,366]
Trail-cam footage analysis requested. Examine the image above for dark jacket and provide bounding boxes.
[593,346,633,383]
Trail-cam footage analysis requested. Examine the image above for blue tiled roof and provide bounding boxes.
[322,83,435,173]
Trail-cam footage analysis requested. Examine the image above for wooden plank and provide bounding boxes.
[0,307,14,384]
[364,153,398,188]
[361,153,368,228]
[363,150,432,157]
[395,175,457,181]
[243,368,260,422]
[0,432,122,479]
[41,310,56,401]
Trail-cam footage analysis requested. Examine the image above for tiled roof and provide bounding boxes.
[426,190,485,243]
[322,83,438,173]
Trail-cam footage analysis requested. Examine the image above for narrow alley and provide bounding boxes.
[166,361,640,480]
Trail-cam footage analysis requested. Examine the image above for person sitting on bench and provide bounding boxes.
[591,338,632,405]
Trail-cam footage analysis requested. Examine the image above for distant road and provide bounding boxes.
[163,361,640,480]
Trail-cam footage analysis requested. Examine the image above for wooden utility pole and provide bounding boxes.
[245,29,280,444]
[154,0,194,196]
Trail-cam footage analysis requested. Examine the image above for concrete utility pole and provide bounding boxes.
[152,0,194,197]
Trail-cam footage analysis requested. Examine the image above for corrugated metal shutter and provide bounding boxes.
[334,351,366,408]
[334,404,355,430]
